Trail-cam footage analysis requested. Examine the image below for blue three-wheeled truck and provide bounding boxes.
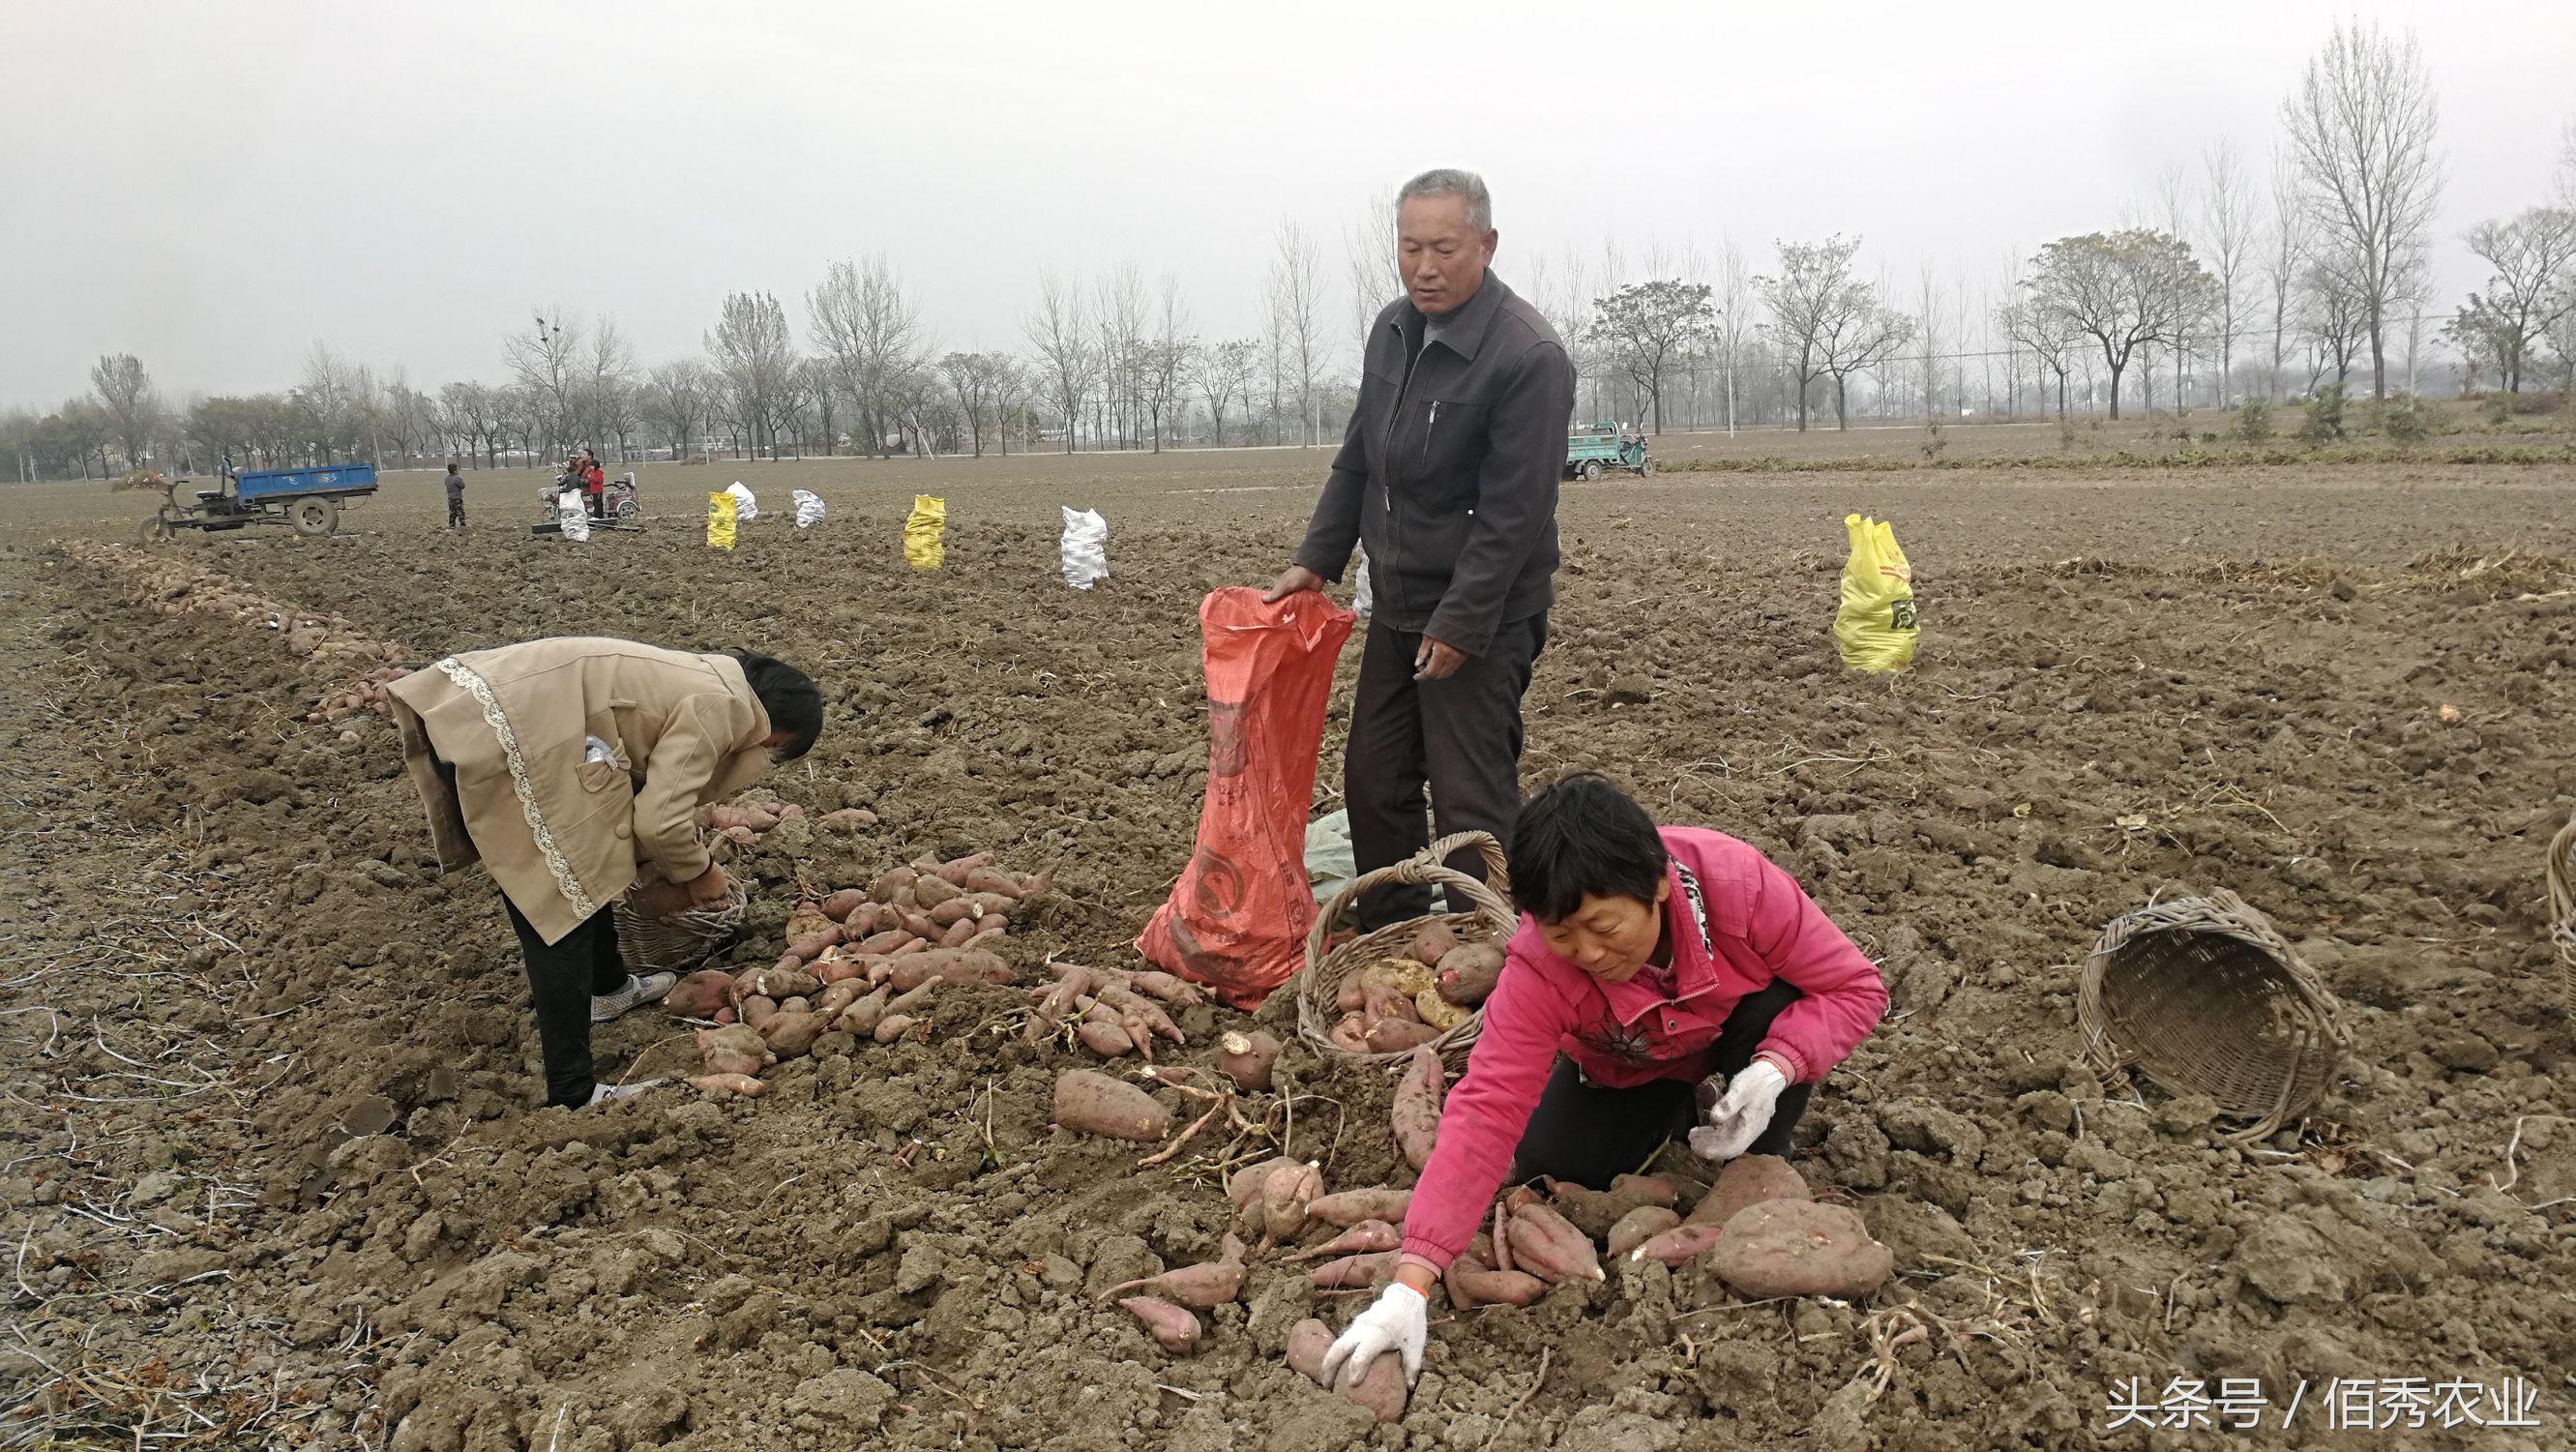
[137,461,379,542]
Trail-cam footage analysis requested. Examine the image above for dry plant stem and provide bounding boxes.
[1140,1092,1232,1168]
[1479,1347,1550,1452]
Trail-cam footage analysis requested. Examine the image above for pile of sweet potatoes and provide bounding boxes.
[666,850,1052,1092]
[1322,921,1503,1053]
[1022,962,1207,1061]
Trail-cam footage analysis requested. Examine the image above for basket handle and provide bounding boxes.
[1306,830,1515,969]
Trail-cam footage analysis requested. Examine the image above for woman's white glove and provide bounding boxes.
[1689,1059,1790,1162]
[1319,1281,1428,1387]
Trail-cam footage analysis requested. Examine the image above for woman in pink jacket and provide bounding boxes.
[1321,773,1889,1389]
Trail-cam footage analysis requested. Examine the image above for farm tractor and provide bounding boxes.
[1565,421,1651,479]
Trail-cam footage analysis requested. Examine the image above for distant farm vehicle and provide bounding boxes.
[1566,421,1650,479]
[532,471,644,535]
[132,462,377,542]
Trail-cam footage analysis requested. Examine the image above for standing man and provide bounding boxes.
[444,459,466,530]
[386,638,824,1109]
[1267,168,1574,928]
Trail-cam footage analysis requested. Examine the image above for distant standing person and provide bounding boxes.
[444,460,466,530]
[385,637,824,1110]
[1265,167,1574,927]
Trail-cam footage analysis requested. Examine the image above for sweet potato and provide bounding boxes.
[1391,1045,1444,1170]
[912,874,963,909]
[748,963,822,1001]
[1708,1201,1892,1298]
[1613,1173,1681,1207]
[1286,1319,1406,1422]
[1542,1175,1682,1241]
[1413,987,1470,1031]
[1097,1234,1245,1307]
[939,917,979,948]
[1327,1014,1371,1052]
[818,808,877,831]
[1503,1200,1604,1283]
[853,929,914,957]
[962,891,1017,919]
[1091,983,1182,1046]
[1228,1154,1303,1230]
[1053,1069,1170,1141]
[1260,1159,1325,1243]
[1434,942,1505,1007]
[1076,1020,1134,1056]
[1305,1251,1396,1289]
[894,907,942,941]
[886,949,1010,993]
[962,866,1025,899]
[815,888,866,925]
[871,1013,918,1043]
[811,958,865,986]
[1408,922,1460,967]
[665,968,734,1020]
[1491,1201,1513,1273]
[934,851,994,886]
[757,1010,827,1058]
[784,929,844,964]
[973,912,1009,934]
[870,867,919,902]
[1607,1205,1684,1260]
[1628,1223,1725,1267]
[778,996,811,1015]
[961,928,1006,951]
[1287,1220,1400,1262]
[1365,1017,1441,1053]
[1307,1187,1409,1228]
[784,904,833,945]
[814,978,870,1019]
[739,995,780,1032]
[1687,1154,1811,1228]
[1117,1295,1201,1354]
[688,1073,767,1096]
[833,985,892,1038]
[1449,1261,1548,1308]
[695,1023,773,1078]
[1124,970,1203,1006]
[927,899,978,928]
[1218,1029,1282,1092]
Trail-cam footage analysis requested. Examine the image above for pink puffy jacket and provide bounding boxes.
[1398,826,1887,1271]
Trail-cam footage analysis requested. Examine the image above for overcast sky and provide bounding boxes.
[4,0,2569,405]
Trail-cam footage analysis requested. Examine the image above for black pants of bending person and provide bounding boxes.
[1345,612,1548,931]
[499,895,629,1108]
[1510,976,1816,1187]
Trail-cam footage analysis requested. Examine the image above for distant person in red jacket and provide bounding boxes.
[1320,772,1889,1390]
[577,450,607,517]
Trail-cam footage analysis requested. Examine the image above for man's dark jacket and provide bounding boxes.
[1293,273,1573,657]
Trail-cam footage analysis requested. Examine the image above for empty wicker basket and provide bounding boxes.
[1298,832,1517,1070]
[2078,890,2349,1141]
[614,875,748,974]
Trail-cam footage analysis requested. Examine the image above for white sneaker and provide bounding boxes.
[591,971,677,1023]
[585,1079,666,1107]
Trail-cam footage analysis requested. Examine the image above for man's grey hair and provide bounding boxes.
[1397,168,1493,231]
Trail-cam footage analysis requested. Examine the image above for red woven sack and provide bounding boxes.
[1137,587,1356,1009]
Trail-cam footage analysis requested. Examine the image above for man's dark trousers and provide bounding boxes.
[1346,610,1548,930]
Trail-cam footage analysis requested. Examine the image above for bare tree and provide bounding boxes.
[1137,276,1196,452]
[1344,189,1400,343]
[88,353,161,466]
[636,362,713,461]
[808,255,928,459]
[1758,236,1908,430]
[1022,272,1094,453]
[1588,280,1713,434]
[2026,230,2213,420]
[1710,239,1752,433]
[502,309,586,459]
[1267,222,1328,445]
[1192,339,1258,447]
[704,291,797,459]
[2281,16,2443,400]
[2198,141,2259,404]
[295,344,378,459]
[938,352,1009,458]
[2260,149,2313,400]
[2299,260,2365,389]
[1999,298,2079,417]
[1094,264,1149,448]
[439,381,506,468]
[2443,207,2576,394]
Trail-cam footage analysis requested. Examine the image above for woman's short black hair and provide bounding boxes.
[1505,772,1671,923]
[732,650,822,759]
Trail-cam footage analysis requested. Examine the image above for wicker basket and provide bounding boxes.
[613,876,748,974]
[1297,831,1518,1070]
[2077,890,2349,1141]
[2546,813,2576,1018]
